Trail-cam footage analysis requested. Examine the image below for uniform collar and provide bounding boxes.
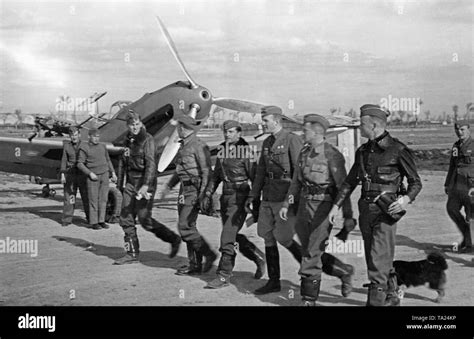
[272,128,287,143]
[373,130,391,150]
[459,136,472,147]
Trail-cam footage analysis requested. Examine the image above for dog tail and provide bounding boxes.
[427,252,448,270]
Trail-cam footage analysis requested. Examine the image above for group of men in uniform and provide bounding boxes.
[60,102,472,306]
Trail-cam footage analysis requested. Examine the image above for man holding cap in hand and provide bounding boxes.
[328,104,422,306]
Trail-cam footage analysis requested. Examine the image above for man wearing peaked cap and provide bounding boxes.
[329,104,422,306]
[202,119,266,289]
[113,110,181,265]
[279,113,356,305]
[160,114,218,276]
[445,119,474,253]
[176,114,201,131]
[60,125,89,226]
[222,119,241,131]
[360,104,390,122]
[245,104,305,295]
[303,113,330,131]
[261,105,283,117]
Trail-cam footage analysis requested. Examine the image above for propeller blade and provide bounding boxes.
[156,16,198,89]
[212,97,267,114]
[157,126,181,172]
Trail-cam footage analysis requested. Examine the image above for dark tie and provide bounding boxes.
[267,134,276,148]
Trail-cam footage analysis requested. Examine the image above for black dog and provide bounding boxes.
[392,252,448,303]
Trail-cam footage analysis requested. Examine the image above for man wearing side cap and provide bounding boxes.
[444,120,473,253]
[202,120,266,289]
[279,114,356,306]
[113,112,182,265]
[60,127,89,226]
[329,104,422,306]
[160,114,218,275]
[245,105,304,295]
[77,128,117,229]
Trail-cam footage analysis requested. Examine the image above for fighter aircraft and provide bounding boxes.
[0,17,356,222]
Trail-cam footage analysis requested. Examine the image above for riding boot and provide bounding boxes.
[301,277,321,306]
[254,246,281,295]
[285,240,302,263]
[114,236,139,265]
[176,241,202,275]
[236,234,266,279]
[321,252,354,297]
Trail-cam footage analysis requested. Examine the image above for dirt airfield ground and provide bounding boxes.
[1,168,473,307]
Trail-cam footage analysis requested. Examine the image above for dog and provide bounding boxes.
[392,252,448,303]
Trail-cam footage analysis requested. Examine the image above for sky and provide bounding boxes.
[0,0,472,119]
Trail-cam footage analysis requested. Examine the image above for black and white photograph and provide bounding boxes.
[0,0,472,337]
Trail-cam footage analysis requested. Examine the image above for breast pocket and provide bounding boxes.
[309,163,329,184]
[376,166,399,182]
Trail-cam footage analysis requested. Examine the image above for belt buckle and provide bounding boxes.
[268,172,274,179]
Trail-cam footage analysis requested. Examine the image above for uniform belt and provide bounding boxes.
[304,193,332,201]
[223,180,248,188]
[361,182,398,193]
[266,172,289,180]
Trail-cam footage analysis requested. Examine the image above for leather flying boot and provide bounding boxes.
[301,277,321,306]
[205,274,231,289]
[286,240,302,263]
[321,253,354,297]
[149,220,182,258]
[385,271,401,306]
[176,242,202,275]
[254,246,281,295]
[236,234,266,279]
[114,237,139,265]
[366,283,387,306]
[192,237,217,273]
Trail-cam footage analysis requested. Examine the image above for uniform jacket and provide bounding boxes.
[60,140,82,174]
[206,137,255,195]
[167,134,212,194]
[77,141,114,176]
[283,141,353,218]
[117,127,156,189]
[250,128,303,202]
[334,131,422,207]
[445,136,474,192]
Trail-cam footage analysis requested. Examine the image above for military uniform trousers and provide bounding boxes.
[296,199,333,280]
[446,189,472,244]
[219,188,249,257]
[177,185,203,242]
[86,172,109,225]
[62,171,89,224]
[358,199,397,288]
[257,200,296,248]
[120,181,178,251]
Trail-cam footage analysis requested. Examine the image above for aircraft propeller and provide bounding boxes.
[155,16,267,172]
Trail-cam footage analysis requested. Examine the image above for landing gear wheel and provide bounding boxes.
[49,189,56,198]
